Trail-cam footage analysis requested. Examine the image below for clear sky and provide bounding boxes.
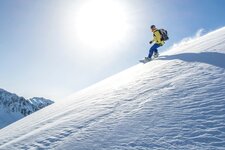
[1,0,225,101]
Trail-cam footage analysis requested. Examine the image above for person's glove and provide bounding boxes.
[149,41,153,44]
[159,43,163,46]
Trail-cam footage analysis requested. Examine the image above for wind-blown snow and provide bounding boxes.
[0,27,225,150]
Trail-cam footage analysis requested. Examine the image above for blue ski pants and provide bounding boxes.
[148,43,161,58]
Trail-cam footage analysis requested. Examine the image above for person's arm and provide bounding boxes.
[149,34,156,44]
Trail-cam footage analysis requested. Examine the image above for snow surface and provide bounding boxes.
[0,27,225,150]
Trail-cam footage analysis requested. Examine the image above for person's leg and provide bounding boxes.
[153,47,159,58]
[148,44,160,58]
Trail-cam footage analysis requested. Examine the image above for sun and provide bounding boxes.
[75,0,129,49]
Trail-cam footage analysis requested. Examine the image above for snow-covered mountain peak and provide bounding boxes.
[0,89,54,129]
[0,27,225,150]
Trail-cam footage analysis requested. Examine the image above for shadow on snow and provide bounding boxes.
[160,52,225,69]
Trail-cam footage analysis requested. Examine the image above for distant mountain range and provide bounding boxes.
[0,88,54,129]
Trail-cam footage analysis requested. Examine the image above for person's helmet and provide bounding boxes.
[151,25,156,29]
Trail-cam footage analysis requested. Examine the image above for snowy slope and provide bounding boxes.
[0,27,225,150]
[0,88,54,129]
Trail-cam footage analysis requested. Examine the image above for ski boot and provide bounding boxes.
[153,52,159,58]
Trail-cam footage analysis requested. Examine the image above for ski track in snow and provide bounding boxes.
[0,27,225,150]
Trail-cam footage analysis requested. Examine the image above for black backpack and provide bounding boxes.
[158,29,169,41]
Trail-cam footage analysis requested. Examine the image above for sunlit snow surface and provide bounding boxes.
[0,27,225,150]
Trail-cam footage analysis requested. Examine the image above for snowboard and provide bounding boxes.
[139,58,152,64]
[139,54,159,64]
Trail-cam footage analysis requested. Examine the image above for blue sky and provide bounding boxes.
[1,0,225,100]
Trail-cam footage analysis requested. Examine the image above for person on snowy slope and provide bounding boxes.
[146,25,165,60]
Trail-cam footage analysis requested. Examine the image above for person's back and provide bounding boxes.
[151,27,165,46]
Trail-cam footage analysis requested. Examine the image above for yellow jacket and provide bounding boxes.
[151,30,165,45]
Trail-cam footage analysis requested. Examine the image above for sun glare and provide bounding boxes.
[75,0,129,49]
